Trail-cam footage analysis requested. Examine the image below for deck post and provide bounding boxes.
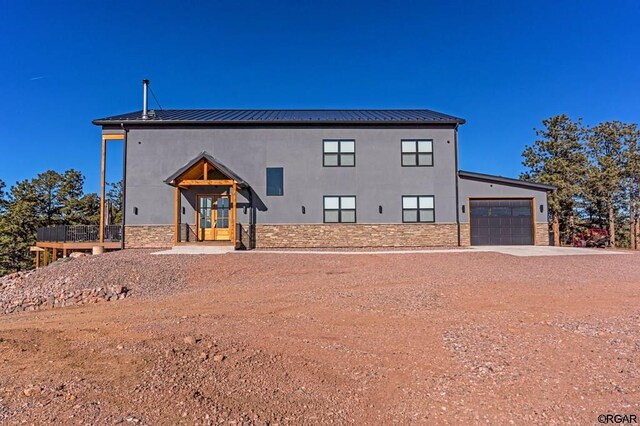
[52,248,58,263]
[99,136,106,244]
[35,250,40,268]
[43,248,49,266]
[174,186,180,245]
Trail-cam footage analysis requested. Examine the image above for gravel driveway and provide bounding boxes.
[0,249,638,424]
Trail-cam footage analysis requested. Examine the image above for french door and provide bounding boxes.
[197,195,230,241]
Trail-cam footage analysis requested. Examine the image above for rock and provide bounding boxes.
[199,351,208,361]
[23,386,40,397]
[213,354,226,362]
[117,345,124,350]
[184,336,197,345]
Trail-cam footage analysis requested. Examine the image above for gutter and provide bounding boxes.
[92,119,466,126]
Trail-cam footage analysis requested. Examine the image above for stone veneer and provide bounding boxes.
[124,222,549,249]
[254,223,461,248]
[459,223,470,247]
[535,223,550,246]
[125,225,173,249]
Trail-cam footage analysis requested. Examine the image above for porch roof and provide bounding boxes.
[164,151,249,188]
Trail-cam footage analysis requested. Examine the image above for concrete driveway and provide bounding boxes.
[470,245,628,257]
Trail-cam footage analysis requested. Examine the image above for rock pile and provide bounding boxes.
[1,284,129,314]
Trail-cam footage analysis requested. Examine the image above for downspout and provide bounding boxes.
[454,124,461,246]
[120,123,128,250]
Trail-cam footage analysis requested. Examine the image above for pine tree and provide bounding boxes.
[521,114,587,246]
[0,180,39,274]
[585,121,635,248]
[106,180,123,224]
[621,123,640,249]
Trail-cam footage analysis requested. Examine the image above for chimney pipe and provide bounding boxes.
[142,79,149,120]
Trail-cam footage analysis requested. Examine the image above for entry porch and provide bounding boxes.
[164,151,250,248]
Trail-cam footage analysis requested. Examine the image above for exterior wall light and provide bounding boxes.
[461,205,466,214]
[302,206,306,214]
[379,205,383,214]
[540,204,544,213]
[133,207,138,215]
[243,206,248,214]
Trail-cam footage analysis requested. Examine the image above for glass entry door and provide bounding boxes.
[197,195,230,241]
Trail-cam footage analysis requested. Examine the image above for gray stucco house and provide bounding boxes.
[92,84,554,249]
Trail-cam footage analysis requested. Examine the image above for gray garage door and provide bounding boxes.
[470,199,534,245]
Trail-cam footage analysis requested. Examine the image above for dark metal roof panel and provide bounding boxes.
[93,109,466,125]
[458,170,557,191]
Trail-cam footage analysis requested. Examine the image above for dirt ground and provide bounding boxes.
[0,250,639,425]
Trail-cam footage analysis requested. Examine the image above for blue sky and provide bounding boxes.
[0,1,638,193]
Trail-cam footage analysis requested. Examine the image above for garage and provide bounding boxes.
[470,199,534,245]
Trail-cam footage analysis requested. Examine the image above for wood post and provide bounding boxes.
[174,186,180,245]
[231,182,237,247]
[52,249,57,262]
[99,136,106,243]
[43,248,49,266]
[35,251,40,268]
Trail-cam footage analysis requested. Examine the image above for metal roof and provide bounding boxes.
[93,109,465,125]
[164,151,249,188]
[458,170,556,191]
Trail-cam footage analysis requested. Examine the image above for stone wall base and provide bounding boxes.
[254,223,461,248]
[124,225,173,249]
[123,222,549,249]
[535,223,550,246]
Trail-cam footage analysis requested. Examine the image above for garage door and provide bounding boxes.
[470,199,534,245]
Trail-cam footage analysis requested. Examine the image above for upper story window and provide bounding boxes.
[323,140,355,167]
[402,195,435,223]
[266,167,284,196]
[401,139,433,167]
[323,196,356,223]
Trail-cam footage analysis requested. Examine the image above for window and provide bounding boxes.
[324,196,356,223]
[402,196,435,223]
[401,139,433,166]
[266,167,284,196]
[323,139,355,167]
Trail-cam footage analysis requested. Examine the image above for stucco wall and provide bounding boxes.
[121,125,459,227]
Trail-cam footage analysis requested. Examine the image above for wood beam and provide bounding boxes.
[99,136,106,243]
[231,182,237,247]
[174,186,180,245]
[178,179,234,186]
[102,134,125,140]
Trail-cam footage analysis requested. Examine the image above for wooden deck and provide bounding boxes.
[33,242,122,268]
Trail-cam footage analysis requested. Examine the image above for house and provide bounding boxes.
[87,81,554,250]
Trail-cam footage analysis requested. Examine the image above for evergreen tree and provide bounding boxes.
[106,180,123,224]
[0,180,39,274]
[585,121,635,248]
[521,114,587,245]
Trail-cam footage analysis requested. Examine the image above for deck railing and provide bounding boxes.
[37,225,122,243]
